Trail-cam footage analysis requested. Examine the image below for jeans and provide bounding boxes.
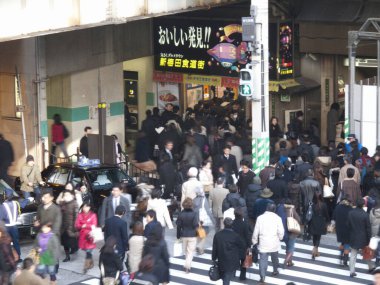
[350,248,359,274]
[285,236,296,254]
[221,270,234,285]
[259,252,279,280]
[36,264,57,281]
[6,226,20,258]
[182,237,197,269]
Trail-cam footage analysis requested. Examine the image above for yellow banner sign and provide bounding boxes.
[269,79,299,92]
[184,74,221,86]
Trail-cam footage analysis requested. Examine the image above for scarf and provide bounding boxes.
[39,232,53,253]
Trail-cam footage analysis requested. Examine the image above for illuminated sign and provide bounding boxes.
[279,22,293,80]
[154,18,249,77]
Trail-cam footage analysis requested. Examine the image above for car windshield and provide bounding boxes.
[87,168,131,190]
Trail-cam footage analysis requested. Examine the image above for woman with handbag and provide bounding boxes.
[277,199,301,267]
[308,192,329,260]
[60,190,79,262]
[193,186,215,255]
[75,202,97,273]
[99,236,123,285]
[176,198,199,273]
[128,222,145,274]
[232,207,252,280]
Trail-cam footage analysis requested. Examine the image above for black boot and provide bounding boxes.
[63,251,70,262]
[343,253,349,267]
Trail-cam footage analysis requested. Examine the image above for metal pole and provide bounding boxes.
[348,33,356,136]
[377,40,380,146]
[15,67,28,157]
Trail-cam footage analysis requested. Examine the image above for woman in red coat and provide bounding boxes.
[75,202,98,273]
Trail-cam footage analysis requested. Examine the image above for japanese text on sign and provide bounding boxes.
[159,56,206,70]
[158,26,212,48]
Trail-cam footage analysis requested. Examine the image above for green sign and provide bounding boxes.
[240,84,252,96]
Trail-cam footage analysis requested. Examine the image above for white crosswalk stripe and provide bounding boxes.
[70,242,373,285]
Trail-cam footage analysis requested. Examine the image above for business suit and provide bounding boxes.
[104,216,129,260]
[99,195,131,227]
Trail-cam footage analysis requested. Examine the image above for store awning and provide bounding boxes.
[270,77,320,94]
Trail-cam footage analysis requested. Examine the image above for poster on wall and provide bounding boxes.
[157,82,180,110]
[153,18,249,77]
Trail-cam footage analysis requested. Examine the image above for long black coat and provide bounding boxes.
[333,202,353,244]
[237,171,256,197]
[212,228,245,272]
[347,208,371,249]
[232,218,252,259]
[143,239,170,283]
[267,178,289,205]
[308,203,329,235]
[158,150,178,198]
[245,184,262,219]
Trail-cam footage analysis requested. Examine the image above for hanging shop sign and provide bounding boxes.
[154,18,248,77]
[184,74,221,86]
[153,71,183,83]
[278,22,293,80]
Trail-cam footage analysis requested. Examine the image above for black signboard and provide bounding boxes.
[153,18,249,77]
[279,22,293,79]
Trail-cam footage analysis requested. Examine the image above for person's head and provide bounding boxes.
[241,160,250,173]
[41,222,53,234]
[234,207,244,220]
[330,102,340,111]
[65,182,74,191]
[347,134,357,143]
[361,147,369,156]
[41,189,54,205]
[202,160,211,169]
[271,116,278,125]
[115,205,126,216]
[26,154,35,166]
[296,110,304,120]
[216,177,225,186]
[102,236,117,253]
[269,156,278,166]
[266,203,276,212]
[165,140,173,151]
[63,190,74,202]
[228,184,238,193]
[187,167,198,178]
[223,145,232,155]
[279,140,287,150]
[152,107,159,116]
[138,254,155,273]
[84,126,92,135]
[53,113,62,124]
[145,109,152,117]
[146,209,157,223]
[347,167,355,179]
[357,197,365,208]
[79,183,88,193]
[112,184,122,198]
[22,257,36,272]
[151,188,162,199]
[165,103,173,112]
[223,217,234,229]
[182,197,193,210]
[343,154,353,165]
[81,202,92,214]
[111,134,118,141]
[132,221,144,235]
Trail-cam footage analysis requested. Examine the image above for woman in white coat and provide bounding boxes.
[147,188,173,232]
[199,160,214,195]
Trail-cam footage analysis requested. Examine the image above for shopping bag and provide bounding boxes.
[362,246,374,260]
[90,226,104,243]
[196,225,207,239]
[243,249,253,268]
[370,237,380,251]
[287,210,301,234]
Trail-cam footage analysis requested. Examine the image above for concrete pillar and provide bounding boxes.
[320,55,334,145]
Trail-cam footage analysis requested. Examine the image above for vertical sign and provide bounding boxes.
[279,22,293,79]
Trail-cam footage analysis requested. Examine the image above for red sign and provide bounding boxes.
[221,76,239,88]
[153,71,183,83]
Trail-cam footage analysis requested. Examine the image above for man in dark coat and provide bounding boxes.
[245,177,263,227]
[215,145,238,187]
[99,184,131,227]
[158,140,178,199]
[253,188,275,221]
[267,168,288,205]
[79,126,91,158]
[104,205,129,261]
[347,198,371,278]
[222,185,247,219]
[259,156,277,188]
[212,218,245,285]
[333,197,353,266]
[0,134,14,186]
[237,160,256,197]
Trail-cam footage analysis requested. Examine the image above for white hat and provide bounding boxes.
[188,167,198,177]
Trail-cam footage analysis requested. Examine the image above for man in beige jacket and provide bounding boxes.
[181,167,203,209]
[20,155,44,201]
[13,258,48,285]
[209,177,229,231]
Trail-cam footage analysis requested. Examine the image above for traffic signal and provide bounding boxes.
[239,68,255,97]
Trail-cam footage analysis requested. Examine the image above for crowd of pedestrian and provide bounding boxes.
[2,99,380,285]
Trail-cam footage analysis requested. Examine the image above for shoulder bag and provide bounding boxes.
[199,197,212,226]
[323,177,334,198]
[287,209,301,234]
[243,248,253,268]
[196,225,206,239]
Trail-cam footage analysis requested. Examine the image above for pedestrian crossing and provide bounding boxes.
[69,241,373,285]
